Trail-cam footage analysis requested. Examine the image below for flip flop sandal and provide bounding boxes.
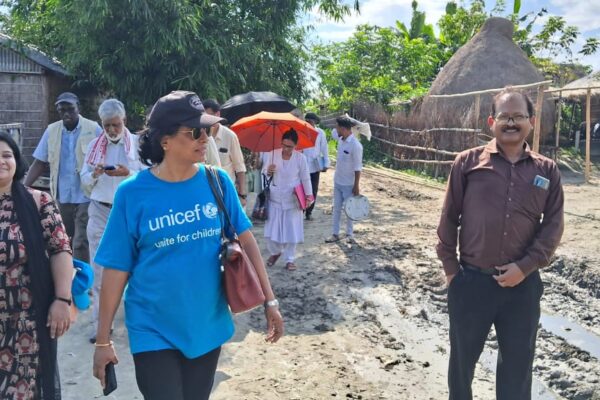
[285,262,297,271]
[267,254,281,267]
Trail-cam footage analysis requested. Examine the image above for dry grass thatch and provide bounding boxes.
[560,71,600,98]
[417,17,556,141]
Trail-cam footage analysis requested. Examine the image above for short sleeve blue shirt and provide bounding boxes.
[33,120,102,203]
[94,166,252,358]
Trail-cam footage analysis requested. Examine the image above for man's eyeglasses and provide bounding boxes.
[281,143,295,149]
[179,128,206,140]
[494,114,529,124]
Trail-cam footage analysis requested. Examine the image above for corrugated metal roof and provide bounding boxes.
[0,46,43,73]
[0,33,69,76]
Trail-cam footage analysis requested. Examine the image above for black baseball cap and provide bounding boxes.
[147,91,225,131]
[55,92,79,106]
[304,112,320,123]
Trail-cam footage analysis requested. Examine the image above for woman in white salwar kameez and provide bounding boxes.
[263,129,313,271]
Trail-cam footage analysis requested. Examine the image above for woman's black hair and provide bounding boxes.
[0,131,28,182]
[282,128,298,144]
[138,126,179,166]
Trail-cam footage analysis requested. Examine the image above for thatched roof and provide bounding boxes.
[417,17,555,137]
[560,71,600,98]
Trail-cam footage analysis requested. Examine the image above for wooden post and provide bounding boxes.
[533,85,544,153]
[555,92,562,152]
[585,88,592,183]
[473,94,481,130]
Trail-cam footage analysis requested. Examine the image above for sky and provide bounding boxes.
[308,0,600,72]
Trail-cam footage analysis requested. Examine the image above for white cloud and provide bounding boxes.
[310,0,447,43]
[550,0,600,32]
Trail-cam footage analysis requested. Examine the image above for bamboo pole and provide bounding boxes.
[473,94,481,130]
[555,92,562,151]
[371,148,454,165]
[533,85,545,153]
[545,85,600,94]
[429,80,553,98]
[371,136,460,156]
[369,122,481,134]
[585,88,592,182]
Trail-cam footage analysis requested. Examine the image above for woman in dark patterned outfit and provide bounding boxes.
[0,132,73,400]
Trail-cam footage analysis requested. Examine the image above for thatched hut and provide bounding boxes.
[560,71,600,124]
[557,71,600,157]
[418,17,555,142]
[0,34,73,164]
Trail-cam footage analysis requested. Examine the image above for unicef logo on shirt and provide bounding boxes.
[202,203,219,219]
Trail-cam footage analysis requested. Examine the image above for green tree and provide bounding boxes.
[0,0,360,110]
[313,24,442,111]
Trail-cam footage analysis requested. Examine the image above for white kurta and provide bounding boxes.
[263,149,312,244]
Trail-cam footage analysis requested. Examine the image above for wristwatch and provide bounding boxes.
[238,193,247,199]
[264,299,279,308]
[55,296,72,306]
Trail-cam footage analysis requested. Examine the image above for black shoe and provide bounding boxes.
[305,214,313,221]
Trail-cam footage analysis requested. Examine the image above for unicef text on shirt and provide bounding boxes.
[148,202,220,232]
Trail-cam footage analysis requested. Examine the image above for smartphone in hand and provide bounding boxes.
[103,362,117,396]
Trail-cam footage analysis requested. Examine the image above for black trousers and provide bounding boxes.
[57,201,90,262]
[447,268,543,400]
[133,347,221,400]
[305,171,320,217]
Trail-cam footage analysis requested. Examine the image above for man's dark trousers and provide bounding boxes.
[305,171,320,218]
[448,267,543,400]
[58,201,90,263]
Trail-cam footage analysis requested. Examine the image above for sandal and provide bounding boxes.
[325,234,340,243]
[285,262,297,271]
[266,254,281,267]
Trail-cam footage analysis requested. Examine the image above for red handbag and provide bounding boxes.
[205,167,266,313]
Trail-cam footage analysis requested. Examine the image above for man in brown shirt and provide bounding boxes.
[436,88,564,400]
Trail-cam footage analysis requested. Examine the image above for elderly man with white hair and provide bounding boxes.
[80,98,145,342]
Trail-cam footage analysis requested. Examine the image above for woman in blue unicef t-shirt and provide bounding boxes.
[91,91,284,400]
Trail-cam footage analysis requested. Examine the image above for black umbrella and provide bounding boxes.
[220,91,296,125]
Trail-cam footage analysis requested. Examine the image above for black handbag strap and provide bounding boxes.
[204,166,237,239]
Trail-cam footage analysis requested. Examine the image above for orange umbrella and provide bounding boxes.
[230,111,318,152]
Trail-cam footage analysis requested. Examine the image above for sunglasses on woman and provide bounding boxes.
[179,128,207,140]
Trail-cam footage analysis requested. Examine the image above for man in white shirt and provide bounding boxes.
[326,117,362,244]
[202,99,247,206]
[80,99,145,342]
[303,112,330,220]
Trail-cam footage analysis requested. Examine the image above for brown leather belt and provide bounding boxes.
[98,201,112,209]
[460,261,500,276]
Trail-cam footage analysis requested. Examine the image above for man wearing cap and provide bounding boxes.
[25,92,102,263]
[303,112,330,220]
[202,99,248,206]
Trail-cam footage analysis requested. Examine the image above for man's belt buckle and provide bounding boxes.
[462,263,499,276]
